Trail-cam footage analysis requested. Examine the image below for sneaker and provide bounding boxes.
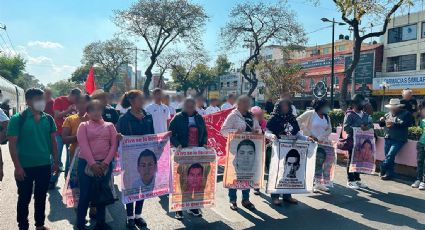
[347,181,359,190]
[135,217,147,228]
[356,181,368,189]
[126,219,135,228]
[174,211,184,220]
[314,184,330,192]
[411,180,421,188]
[419,182,425,190]
[187,209,202,217]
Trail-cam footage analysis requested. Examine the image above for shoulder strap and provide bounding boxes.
[18,110,27,133]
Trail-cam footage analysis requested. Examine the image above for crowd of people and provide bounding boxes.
[0,86,424,230]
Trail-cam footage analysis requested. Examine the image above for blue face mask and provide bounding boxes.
[321,107,331,114]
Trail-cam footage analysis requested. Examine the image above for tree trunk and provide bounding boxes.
[143,56,157,96]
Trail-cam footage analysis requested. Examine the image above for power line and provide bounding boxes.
[4,30,16,54]
[0,33,11,55]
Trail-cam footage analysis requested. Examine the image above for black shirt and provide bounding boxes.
[400,99,418,115]
[243,113,254,132]
[103,105,120,125]
[265,101,274,114]
[116,110,154,136]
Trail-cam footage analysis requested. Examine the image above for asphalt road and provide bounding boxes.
[1,146,425,230]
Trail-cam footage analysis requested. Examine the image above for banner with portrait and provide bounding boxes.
[267,139,317,194]
[62,148,80,208]
[169,147,217,212]
[119,132,171,204]
[349,127,376,174]
[314,144,337,187]
[204,109,232,165]
[223,133,265,189]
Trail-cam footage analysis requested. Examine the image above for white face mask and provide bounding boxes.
[33,100,46,112]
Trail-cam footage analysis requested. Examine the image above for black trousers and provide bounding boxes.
[347,151,361,182]
[16,165,51,230]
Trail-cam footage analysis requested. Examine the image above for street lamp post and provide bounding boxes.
[321,18,346,109]
[379,81,390,110]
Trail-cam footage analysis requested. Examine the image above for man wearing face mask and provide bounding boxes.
[7,88,58,230]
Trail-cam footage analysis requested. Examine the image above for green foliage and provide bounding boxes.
[372,111,386,123]
[189,64,216,96]
[46,80,81,98]
[171,65,190,93]
[70,65,109,88]
[213,55,232,76]
[408,126,423,141]
[0,55,26,84]
[329,109,345,130]
[15,73,44,90]
[375,128,385,138]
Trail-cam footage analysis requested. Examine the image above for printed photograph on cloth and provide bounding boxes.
[267,140,317,194]
[314,144,336,187]
[223,133,265,189]
[169,147,217,211]
[62,148,80,208]
[120,132,171,204]
[349,127,376,174]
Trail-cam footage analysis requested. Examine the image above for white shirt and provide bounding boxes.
[221,102,234,110]
[0,109,9,122]
[205,106,220,115]
[167,105,176,116]
[145,103,170,134]
[196,107,206,116]
[115,104,128,115]
[310,112,329,139]
[170,101,182,111]
[291,105,297,116]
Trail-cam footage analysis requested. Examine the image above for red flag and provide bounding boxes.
[203,109,233,165]
[85,66,96,95]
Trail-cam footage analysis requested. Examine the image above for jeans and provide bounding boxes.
[126,200,144,217]
[347,150,361,182]
[76,159,112,228]
[228,189,250,202]
[16,165,51,230]
[381,138,405,177]
[416,142,425,182]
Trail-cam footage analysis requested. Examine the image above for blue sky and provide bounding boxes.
[0,0,386,84]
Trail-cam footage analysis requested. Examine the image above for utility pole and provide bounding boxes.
[350,0,357,97]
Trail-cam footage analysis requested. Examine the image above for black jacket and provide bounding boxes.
[116,110,154,136]
[169,111,208,148]
[379,109,414,142]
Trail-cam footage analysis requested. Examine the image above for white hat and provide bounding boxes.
[384,98,405,109]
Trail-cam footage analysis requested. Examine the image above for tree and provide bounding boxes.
[155,50,179,88]
[15,73,44,90]
[47,80,81,98]
[82,37,134,92]
[188,64,216,96]
[221,1,305,95]
[258,60,305,101]
[0,55,26,83]
[212,54,232,76]
[70,65,109,87]
[171,65,191,94]
[114,0,208,96]
[331,0,413,109]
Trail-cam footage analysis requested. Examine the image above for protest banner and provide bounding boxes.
[62,148,80,208]
[315,144,337,187]
[223,133,265,189]
[267,139,317,194]
[169,147,217,212]
[349,127,376,174]
[120,132,172,204]
[203,109,232,165]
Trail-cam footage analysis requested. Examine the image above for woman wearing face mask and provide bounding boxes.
[265,99,313,206]
[76,100,118,230]
[116,90,154,228]
[297,99,332,192]
[221,95,261,211]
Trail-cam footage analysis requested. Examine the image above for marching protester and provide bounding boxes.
[162,94,176,118]
[145,88,170,134]
[297,99,332,192]
[195,96,206,116]
[221,95,261,211]
[52,88,81,188]
[43,88,55,118]
[205,98,220,115]
[76,100,118,230]
[221,93,236,110]
[91,90,120,125]
[7,88,58,230]
[412,106,425,190]
[265,99,312,205]
[379,98,414,181]
[169,98,208,219]
[279,92,297,116]
[342,94,373,189]
[116,90,154,228]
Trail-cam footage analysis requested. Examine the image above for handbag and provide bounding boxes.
[336,127,353,151]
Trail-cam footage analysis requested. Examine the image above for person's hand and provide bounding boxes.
[270,135,278,141]
[386,120,394,128]
[99,162,108,172]
[203,144,208,149]
[379,117,385,123]
[117,133,124,141]
[309,136,318,142]
[14,166,26,181]
[90,164,104,177]
[52,162,59,176]
[177,145,183,151]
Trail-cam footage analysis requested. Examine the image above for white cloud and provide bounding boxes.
[27,40,64,49]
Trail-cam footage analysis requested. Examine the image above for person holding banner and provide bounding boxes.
[297,99,332,192]
[116,90,154,228]
[265,99,313,206]
[169,98,208,219]
[343,94,373,190]
[76,100,118,230]
[205,98,220,115]
[221,95,261,211]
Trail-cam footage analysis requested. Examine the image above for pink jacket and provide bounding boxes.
[77,120,118,166]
